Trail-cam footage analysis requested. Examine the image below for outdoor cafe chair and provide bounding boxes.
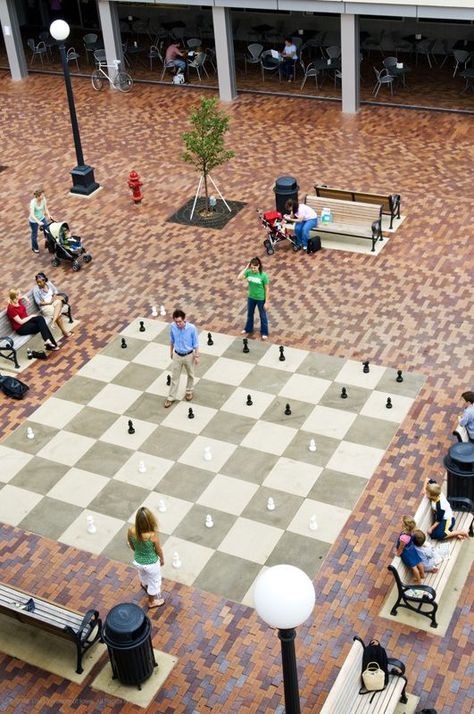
[452,49,471,77]
[260,50,281,82]
[373,66,395,96]
[244,43,263,73]
[300,59,322,90]
[83,33,98,65]
[415,39,437,68]
[66,47,80,71]
[27,39,47,65]
[188,52,209,81]
[148,44,163,71]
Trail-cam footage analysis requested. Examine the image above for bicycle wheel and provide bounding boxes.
[91,70,104,91]
[114,71,133,93]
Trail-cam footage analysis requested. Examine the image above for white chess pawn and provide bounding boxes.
[158,498,167,513]
[138,460,146,473]
[309,515,318,531]
[26,427,35,440]
[159,305,166,317]
[151,306,158,317]
[86,515,96,534]
[172,551,182,568]
[267,497,276,511]
[205,514,214,528]
[308,438,317,452]
[203,446,212,462]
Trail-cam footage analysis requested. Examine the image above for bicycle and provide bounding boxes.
[91,59,133,93]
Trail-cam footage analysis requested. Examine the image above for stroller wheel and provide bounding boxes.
[292,243,300,252]
[51,257,60,267]
[83,254,92,264]
[263,239,274,255]
[72,261,81,272]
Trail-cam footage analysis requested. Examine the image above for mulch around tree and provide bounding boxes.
[167,197,246,230]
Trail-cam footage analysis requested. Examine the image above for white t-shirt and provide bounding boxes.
[296,204,317,221]
[282,43,297,58]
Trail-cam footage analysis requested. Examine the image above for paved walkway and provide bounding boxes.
[0,73,473,713]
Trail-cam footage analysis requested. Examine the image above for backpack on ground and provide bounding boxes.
[0,375,29,400]
[359,639,389,695]
[307,236,321,254]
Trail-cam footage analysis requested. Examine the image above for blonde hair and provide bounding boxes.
[135,507,158,540]
[8,288,19,302]
[425,481,441,498]
[402,516,416,533]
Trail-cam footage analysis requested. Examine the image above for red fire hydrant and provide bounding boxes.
[128,170,143,204]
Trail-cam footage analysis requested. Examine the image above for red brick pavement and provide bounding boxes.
[0,74,473,713]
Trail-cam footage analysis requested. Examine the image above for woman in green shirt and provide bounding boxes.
[127,507,165,608]
[238,257,269,339]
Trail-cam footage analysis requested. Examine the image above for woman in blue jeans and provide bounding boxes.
[284,199,318,250]
[28,189,51,254]
[238,257,269,340]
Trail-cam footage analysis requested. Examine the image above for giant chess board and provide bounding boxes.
[0,319,425,605]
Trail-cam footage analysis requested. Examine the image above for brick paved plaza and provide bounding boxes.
[0,72,473,712]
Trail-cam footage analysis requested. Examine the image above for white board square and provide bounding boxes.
[241,421,297,456]
[302,405,357,440]
[77,355,127,383]
[334,359,386,390]
[88,384,142,414]
[197,474,258,515]
[326,440,385,479]
[360,391,414,423]
[257,344,307,373]
[263,458,322,497]
[37,431,95,466]
[161,402,217,434]
[178,436,237,473]
[132,342,172,370]
[201,357,254,386]
[221,387,275,419]
[278,374,331,404]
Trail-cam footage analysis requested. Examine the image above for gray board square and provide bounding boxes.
[318,382,372,413]
[19,497,82,540]
[222,337,270,364]
[193,353,219,378]
[2,422,58,455]
[75,441,134,477]
[192,379,235,410]
[64,407,118,439]
[112,363,162,391]
[140,426,195,461]
[127,393,170,425]
[308,469,367,510]
[10,457,69,495]
[200,412,255,444]
[241,365,291,395]
[283,431,340,467]
[173,504,236,549]
[241,486,303,529]
[376,368,425,398]
[344,415,399,450]
[193,551,261,602]
[54,376,105,405]
[296,353,346,380]
[220,447,279,485]
[261,397,315,430]
[87,480,150,521]
[101,335,146,361]
[266,531,331,578]
[156,463,215,501]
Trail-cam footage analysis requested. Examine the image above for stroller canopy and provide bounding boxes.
[48,222,69,241]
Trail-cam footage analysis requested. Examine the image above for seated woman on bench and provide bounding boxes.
[32,273,72,339]
[7,288,59,351]
[284,199,318,251]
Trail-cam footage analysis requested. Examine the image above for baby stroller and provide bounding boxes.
[43,221,92,272]
[257,209,297,255]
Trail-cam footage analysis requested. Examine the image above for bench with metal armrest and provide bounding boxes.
[314,183,401,230]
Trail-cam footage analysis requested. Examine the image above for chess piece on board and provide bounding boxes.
[151,306,158,317]
[205,514,214,528]
[207,332,214,346]
[121,338,127,349]
[26,427,35,440]
[246,394,253,406]
[341,387,348,399]
[188,407,195,419]
[166,374,171,386]
[308,439,317,452]
[138,460,146,473]
[242,338,249,354]
[267,497,276,511]
[279,345,286,362]
[128,419,135,434]
[396,370,404,383]
[386,397,393,409]
[172,552,182,568]
[86,515,96,534]
[139,321,145,332]
[309,515,318,531]
[158,499,167,513]
[362,360,370,374]
[204,446,212,461]
[160,305,166,317]
[284,403,292,415]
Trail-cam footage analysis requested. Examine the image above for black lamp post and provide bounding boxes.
[254,565,315,714]
[49,20,100,196]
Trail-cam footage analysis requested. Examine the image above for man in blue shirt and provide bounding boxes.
[459,391,474,442]
[164,309,199,408]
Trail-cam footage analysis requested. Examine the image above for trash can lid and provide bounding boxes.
[448,442,474,467]
[273,176,299,194]
[104,603,147,643]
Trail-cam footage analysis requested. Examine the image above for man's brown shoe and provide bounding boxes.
[164,399,173,408]
[185,393,193,401]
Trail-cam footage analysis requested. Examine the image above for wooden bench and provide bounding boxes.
[453,421,470,443]
[388,495,474,628]
[0,582,102,674]
[300,195,383,252]
[0,288,72,369]
[320,636,407,714]
[314,184,401,230]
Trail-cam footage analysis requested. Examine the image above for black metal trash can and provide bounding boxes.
[274,176,299,215]
[444,442,474,502]
[103,603,156,689]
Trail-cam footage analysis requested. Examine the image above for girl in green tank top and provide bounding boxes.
[127,507,165,608]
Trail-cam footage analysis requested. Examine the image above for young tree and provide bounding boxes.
[182,96,235,215]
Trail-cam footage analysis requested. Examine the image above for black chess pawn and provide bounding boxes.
[396,370,404,383]
[246,394,253,406]
[139,321,145,332]
[279,346,286,362]
[362,360,370,374]
[121,338,127,349]
[386,397,393,409]
[207,332,214,346]
[188,407,195,419]
[284,403,292,416]
[27,350,33,360]
[242,338,249,354]
[341,387,348,399]
[127,419,135,434]
[166,374,171,386]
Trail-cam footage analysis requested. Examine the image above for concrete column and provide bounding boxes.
[340,14,360,114]
[97,0,123,81]
[0,0,27,80]
[212,6,237,102]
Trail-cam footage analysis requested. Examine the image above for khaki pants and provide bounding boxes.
[168,351,195,402]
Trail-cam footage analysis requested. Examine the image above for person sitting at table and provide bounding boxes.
[165,41,186,73]
[279,38,297,82]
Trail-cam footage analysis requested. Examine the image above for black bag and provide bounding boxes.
[307,237,321,254]
[0,375,30,400]
[27,349,48,360]
[360,640,389,691]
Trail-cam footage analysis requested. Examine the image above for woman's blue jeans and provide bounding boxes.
[245,298,268,336]
[29,218,48,251]
[295,218,318,248]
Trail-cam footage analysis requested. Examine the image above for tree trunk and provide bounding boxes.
[203,172,209,212]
